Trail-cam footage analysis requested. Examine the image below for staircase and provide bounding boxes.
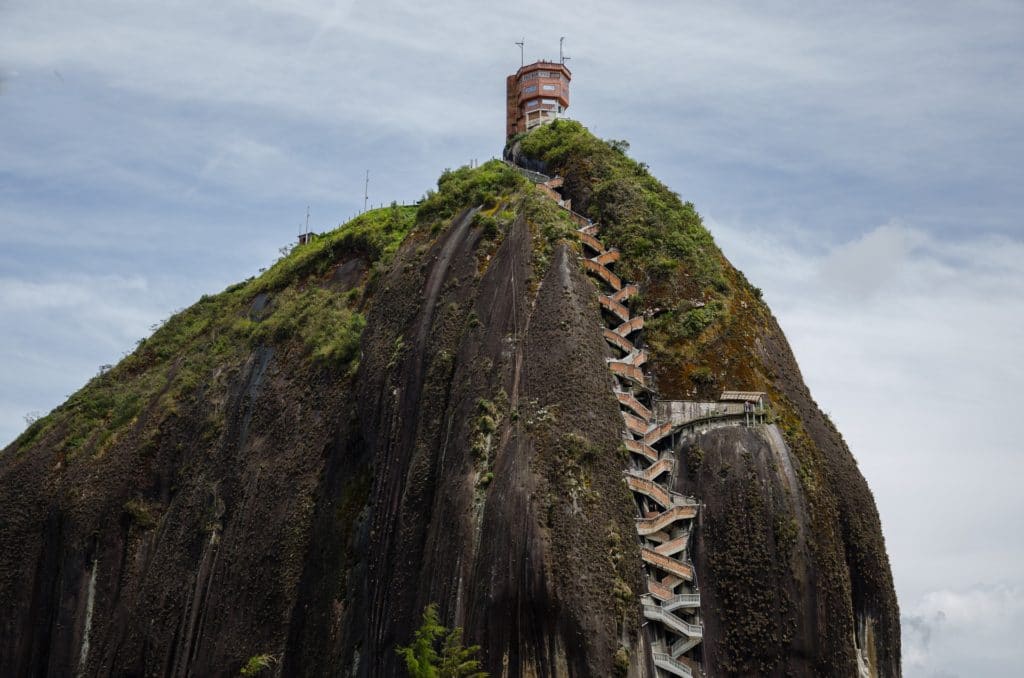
[514,166,706,677]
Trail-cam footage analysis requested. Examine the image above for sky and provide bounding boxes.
[1,1,1022,674]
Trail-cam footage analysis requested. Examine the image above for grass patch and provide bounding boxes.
[417,161,527,226]
[9,203,420,459]
[513,120,774,399]
[239,653,277,676]
[253,203,417,294]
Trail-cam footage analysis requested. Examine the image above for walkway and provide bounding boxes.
[513,168,706,678]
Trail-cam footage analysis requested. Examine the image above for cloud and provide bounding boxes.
[711,216,1024,675]
[902,584,1024,676]
[0,275,148,312]
[902,609,943,652]
[0,0,1022,671]
[3,1,1021,241]
[812,221,933,300]
[0,274,167,444]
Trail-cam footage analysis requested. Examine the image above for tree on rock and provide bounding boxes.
[396,604,488,678]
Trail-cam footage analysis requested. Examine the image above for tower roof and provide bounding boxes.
[514,60,572,79]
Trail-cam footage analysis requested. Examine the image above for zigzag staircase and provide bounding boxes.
[517,165,705,677]
[578,220,704,678]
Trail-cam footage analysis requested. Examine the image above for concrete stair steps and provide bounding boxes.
[673,655,702,678]
[616,391,652,420]
[642,596,703,638]
[662,592,701,612]
[635,505,698,535]
[646,530,673,544]
[643,421,674,446]
[614,315,644,337]
[619,348,648,367]
[670,634,702,658]
[593,249,620,266]
[651,651,694,678]
[582,258,622,291]
[622,411,650,436]
[640,548,695,581]
[660,574,685,589]
[648,580,698,602]
[608,361,645,386]
[654,533,690,557]
[603,328,635,354]
[579,231,605,254]
[624,438,659,462]
[519,154,706,675]
[599,294,630,322]
[626,474,694,509]
[537,183,563,203]
[636,458,674,482]
[647,578,676,601]
[611,283,639,303]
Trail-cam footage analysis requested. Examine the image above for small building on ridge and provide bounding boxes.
[506,61,571,138]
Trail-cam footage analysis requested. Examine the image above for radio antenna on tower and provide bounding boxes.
[363,170,369,213]
[515,39,525,67]
[560,36,570,64]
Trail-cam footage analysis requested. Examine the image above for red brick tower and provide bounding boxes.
[506,61,571,138]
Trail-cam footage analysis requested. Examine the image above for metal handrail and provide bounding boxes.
[670,634,703,659]
[662,593,701,610]
[501,159,551,183]
[651,652,694,678]
[641,601,703,637]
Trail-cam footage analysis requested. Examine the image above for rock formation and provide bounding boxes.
[0,120,899,677]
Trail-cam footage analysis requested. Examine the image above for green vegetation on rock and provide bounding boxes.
[9,203,420,459]
[417,161,526,226]
[514,120,899,674]
[513,119,766,399]
[517,120,725,291]
[239,653,277,676]
[254,202,418,293]
[0,124,898,677]
[396,604,488,678]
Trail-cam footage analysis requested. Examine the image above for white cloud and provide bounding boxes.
[903,584,1024,676]
[0,274,173,444]
[0,0,1022,671]
[0,275,148,311]
[711,216,1024,675]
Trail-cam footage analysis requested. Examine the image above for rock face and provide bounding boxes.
[301,208,640,677]
[0,123,899,677]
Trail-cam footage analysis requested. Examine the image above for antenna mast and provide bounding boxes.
[363,170,369,213]
[305,205,310,236]
[515,39,525,67]
[560,36,570,64]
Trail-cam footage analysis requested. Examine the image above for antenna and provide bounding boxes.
[560,36,570,64]
[515,39,525,67]
[305,205,310,235]
[363,170,369,213]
